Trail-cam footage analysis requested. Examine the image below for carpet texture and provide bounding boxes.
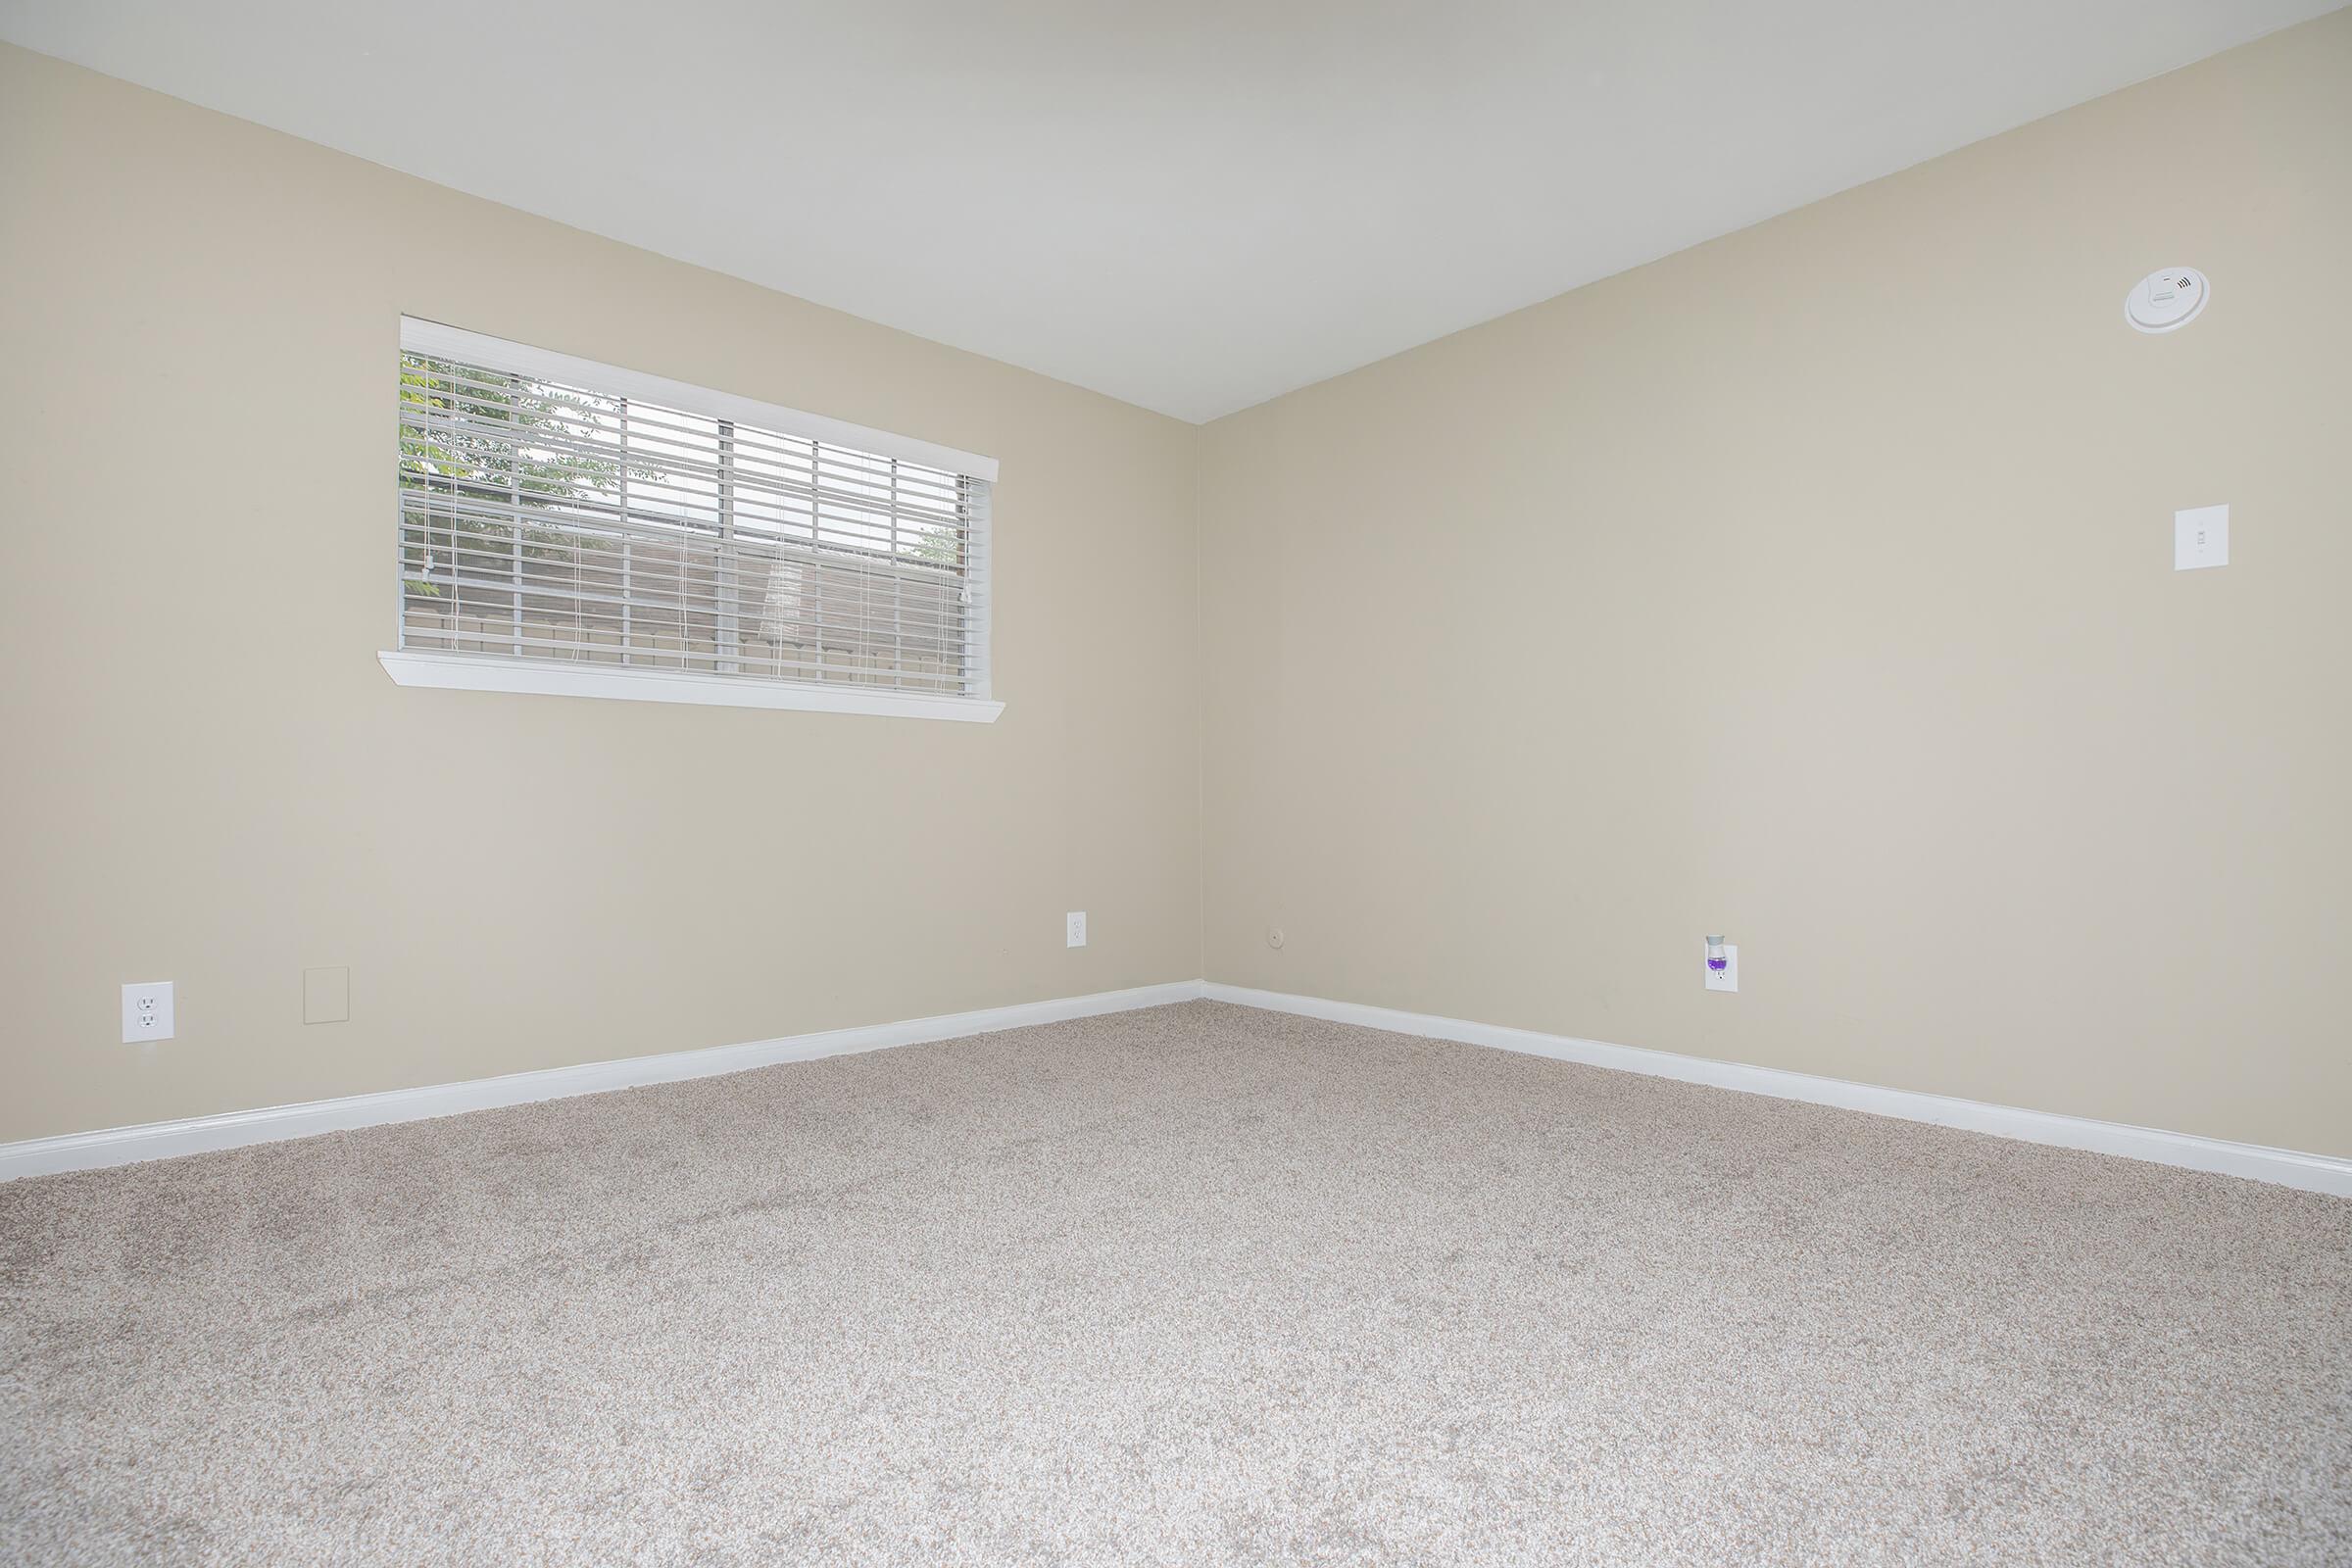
[2,1000,2347,1565]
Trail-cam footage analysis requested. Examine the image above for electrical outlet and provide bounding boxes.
[1065,911,1088,949]
[1703,943,1740,993]
[122,980,175,1042]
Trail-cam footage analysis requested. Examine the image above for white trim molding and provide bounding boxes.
[11,980,2345,1198]
[0,982,1200,1182]
[379,650,1005,722]
[1204,984,2352,1198]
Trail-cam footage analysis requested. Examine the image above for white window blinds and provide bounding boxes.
[396,319,995,705]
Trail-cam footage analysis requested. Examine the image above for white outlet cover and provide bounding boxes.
[1703,944,1740,993]
[1065,911,1087,949]
[2175,504,2229,571]
[122,980,175,1042]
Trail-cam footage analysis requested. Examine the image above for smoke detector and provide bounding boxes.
[2126,268,2209,333]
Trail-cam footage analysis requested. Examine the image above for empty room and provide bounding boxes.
[2,2,2347,1562]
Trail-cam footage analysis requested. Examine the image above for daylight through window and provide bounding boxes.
[394,318,995,707]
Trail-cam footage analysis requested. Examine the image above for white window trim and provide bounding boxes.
[388,318,1002,723]
[380,649,1005,722]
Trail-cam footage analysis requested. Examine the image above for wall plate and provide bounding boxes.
[2175,504,2230,570]
[122,980,175,1042]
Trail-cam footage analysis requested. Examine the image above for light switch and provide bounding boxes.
[2175,505,2229,571]
[303,965,350,1024]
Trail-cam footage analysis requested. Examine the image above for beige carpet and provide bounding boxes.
[2,1000,2347,1565]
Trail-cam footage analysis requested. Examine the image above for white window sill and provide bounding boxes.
[378,650,1004,723]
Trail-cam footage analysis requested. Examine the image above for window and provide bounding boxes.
[381,318,1002,721]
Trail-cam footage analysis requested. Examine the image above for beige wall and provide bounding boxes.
[1199,13,2352,1158]
[8,15,2349,1158]
[0,44,1200,1144]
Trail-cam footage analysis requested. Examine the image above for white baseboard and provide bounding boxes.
[13,978,2345,1199]
[1205,983,2352,1198]
[0,981,1206,1182]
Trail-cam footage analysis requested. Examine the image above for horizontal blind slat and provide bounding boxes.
[397,347,990,699]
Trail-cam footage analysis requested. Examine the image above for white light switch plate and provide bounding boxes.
[1065,911,1087,948]
[122,980,174,1042]
[2175,504,2229,570]
[1703,944,1740,993]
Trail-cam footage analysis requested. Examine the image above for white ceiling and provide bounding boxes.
[1,2,2334,421]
